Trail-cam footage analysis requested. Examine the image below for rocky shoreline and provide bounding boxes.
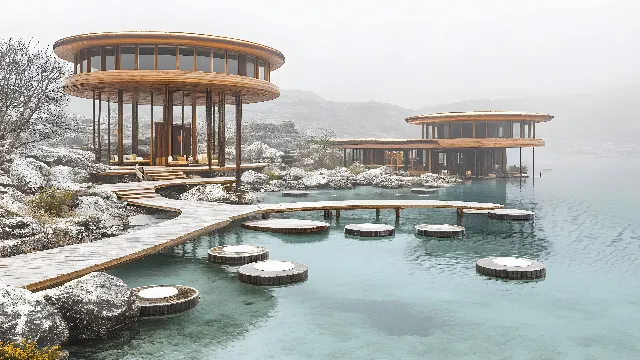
[0,146,165,258]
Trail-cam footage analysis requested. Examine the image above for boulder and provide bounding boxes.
[9,157,51,194]
[240,170,269,190]
[263,179,286,192]
[300,173,328,189]
[179,184,257,205]
[0,216,43,240]
[40,272,139,340]
[0,284,69,347]
[355,167,391,186]
[0,186,29,214]
[243,141,283,163]
[21,146,108,174]
[284,167,307,181]
[50,166,90,190]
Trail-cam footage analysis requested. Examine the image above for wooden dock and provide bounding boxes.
[0,178,503,292]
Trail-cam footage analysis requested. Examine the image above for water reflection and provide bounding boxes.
[69,236,277,359]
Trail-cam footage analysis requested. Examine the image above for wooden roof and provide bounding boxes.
[405,111,553,125]
[328,138,545,149]
[53,31,285,70]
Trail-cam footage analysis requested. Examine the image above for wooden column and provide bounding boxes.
[92,91,96,155]
[474,149,477,177]
[107,99,111,161]
[168,89,174,158]
[343,149,346,167]
[131,98,138,155]
[97,92,102,162]
[150,93,154,165]
[191,96,197,161]
[532,148,535,183]
[428,149,432,173]
[180,90,185,156]
[519,147,522,176]
[212,97,216,160]
[206,89,212,169]
[117,90,123,166]
[472,122,476,138]
[235,95,242,191]
[218,93,226,167]
[533,122,536,139]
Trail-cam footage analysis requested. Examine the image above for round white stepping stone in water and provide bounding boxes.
[238,260,309,285]
[415,224,465,238]
[242,218,330,234]
[492,257,532,267]
[207,245,269,265]
[133,285,200,316]
[344,223,395,237]
[138,286,179,299]
[475,257,546,280]
[488,209,534,220]
[410,188,438,194]
[254,260,295,272]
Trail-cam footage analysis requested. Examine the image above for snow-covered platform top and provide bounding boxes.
[0,180,504,291]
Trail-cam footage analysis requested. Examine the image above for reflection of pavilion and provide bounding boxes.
[53,31,285,185]
[331,111,553,177]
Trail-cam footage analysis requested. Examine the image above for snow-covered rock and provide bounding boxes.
[355,167,391,186]
[0,186,29,214]
[9,157,51,193]
[0,284,69,347]
[0,216,43,240]
[40,272,139,340]
[243,141,283,163]
[179,184,257,205]
[263,179,286,192]
[284,167,307,181]
[50,165,90,190]
[240,170,269,190]
[22,145,107,174]
[300,173,329,189]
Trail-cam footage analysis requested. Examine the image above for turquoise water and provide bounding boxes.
[70,160,640,359]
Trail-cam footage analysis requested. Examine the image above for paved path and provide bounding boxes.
[0,179,503,291]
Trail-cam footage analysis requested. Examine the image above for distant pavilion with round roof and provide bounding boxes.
[53,31,285,186]
[329,111,553,177]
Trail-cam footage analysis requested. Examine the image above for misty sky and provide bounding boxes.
[2,0,638,108]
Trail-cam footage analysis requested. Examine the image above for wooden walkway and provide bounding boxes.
[98,163,268,176]
[0,179,503,292]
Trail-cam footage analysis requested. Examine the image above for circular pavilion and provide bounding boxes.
[330,111,553,177]
[53,31,285,187]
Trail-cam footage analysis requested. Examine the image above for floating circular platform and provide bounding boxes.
[488,209,535,220]
[463,209,492,215]
[207,245,269,265]
[410,188,438,194]
[132,285,200,316]
[476,257,546,280]
[281,190,310,197]
[415,224,465,238]
[242,218,330,234]
[344,223,395,237]
[238,260,308,285]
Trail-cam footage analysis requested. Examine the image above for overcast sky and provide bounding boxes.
[2,0,638,108]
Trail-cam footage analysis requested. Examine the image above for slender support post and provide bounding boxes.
[167,87,173,160]
[532,147,535,184]
[181,92,185,156]
[92,91,96,155]
[456,208,464,226]
[395,208,400,221]
[235,95,242,191]
[218,93,226,167]
[117,90,124,166]
[375,208,380,220]
[262,213,270,219]
[107,99,111,161]
[343,149,346,167]
[97,92,102,162]
[519,147,522,185]
[191,96,197,162]
[131,98,138,155]
[474,149,477,177]
[428,149,432,173]
[336,210,340,220]
[206,89,212,169]
[150,93,154,165]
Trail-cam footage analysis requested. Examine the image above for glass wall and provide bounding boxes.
[72,45,273,81]
[120,46,135,70]
[157,46,176,70]
[258,59,265,80]
[462,122,473,138]
[138,46,155,70]
[487,122,498,138]
[89,48,101,72]
[450,123,462,139]
[475,122,487,138]
[213,51,225,73]
[104,47,115,70]
[227,52,238,75]
[178,47,194,71]
[196,48,210,72]
[246,56,255,78]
